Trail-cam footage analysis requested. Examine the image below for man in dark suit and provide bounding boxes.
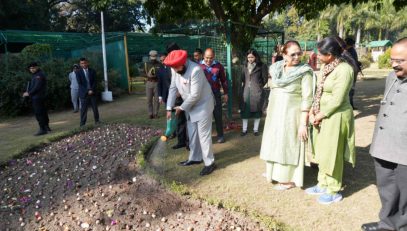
[362,37,407,231]
[23,62,51,136]
[76,57,100,127]
[158,53,171,105]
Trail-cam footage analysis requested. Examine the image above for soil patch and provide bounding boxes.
[0,124,266,231]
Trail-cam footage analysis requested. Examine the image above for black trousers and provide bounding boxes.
[374,157,407,231]
[32,98,49,130]
[213,91,224,138]
[175,96,188,145]
[80,95,99,126]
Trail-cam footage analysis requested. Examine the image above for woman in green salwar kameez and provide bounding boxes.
[260,41,314,190]
[305,36,359,205]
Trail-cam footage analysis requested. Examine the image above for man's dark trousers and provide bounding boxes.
[80,95,99,126]
[175,96,188,146]
[213,91,224,138]
[32,98,48,130]
[374,157,407,231]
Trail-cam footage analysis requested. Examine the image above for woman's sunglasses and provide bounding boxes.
[289,52,303,58]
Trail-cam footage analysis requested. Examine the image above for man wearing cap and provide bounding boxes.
[144,50,162,119]
[76,57,100,126]
[164,50,216,176]
[200,48,228,143]
[69,64,80,113]
[23,62,51,136]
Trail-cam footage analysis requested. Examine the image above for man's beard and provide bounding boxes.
[176,66,187,75]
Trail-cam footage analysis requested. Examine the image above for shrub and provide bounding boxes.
[0,44,123,117]
[378,48,392,69]
[359,53,373,70]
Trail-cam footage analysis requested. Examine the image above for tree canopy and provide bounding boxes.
[1,0,407,51]
[0,0,150,32]
[144,0,407,51]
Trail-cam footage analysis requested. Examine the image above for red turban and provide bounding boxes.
[164,50,188,68]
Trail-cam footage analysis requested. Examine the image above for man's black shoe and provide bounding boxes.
[178,160,203,166]
[34,130,47,136]
[200,163,216,176]
[172,143,186,149]
[46,125,52,132]
[361,222,382,231]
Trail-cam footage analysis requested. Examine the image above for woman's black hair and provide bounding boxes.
[317,36,360,76]
[245,48,263,66]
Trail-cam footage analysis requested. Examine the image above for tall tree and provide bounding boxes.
[0,0,150,33]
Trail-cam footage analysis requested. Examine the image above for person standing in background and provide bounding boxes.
[23,62,51,136]
[144,50,162,119]
[240,49,267,137]
[193,48,203,63]
[76,57,100,127]
[69,64,80,113]
[345,37,361,110]
[200,48,228,143]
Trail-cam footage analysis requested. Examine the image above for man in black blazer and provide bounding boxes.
[157,53,171,105]
[76,57,100,126]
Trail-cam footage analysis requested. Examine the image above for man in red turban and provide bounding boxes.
[164,50,216,176]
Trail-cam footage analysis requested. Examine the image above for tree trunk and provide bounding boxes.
[384,29,389,40]
[356,25,361,48]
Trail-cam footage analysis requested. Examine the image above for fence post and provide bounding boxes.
[123,33,131,94]
[226,20,232,119]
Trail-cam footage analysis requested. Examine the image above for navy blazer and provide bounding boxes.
[76,68,97,98]
[157,66,172,103]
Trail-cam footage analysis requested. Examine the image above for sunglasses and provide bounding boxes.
[390,59,406,65]
[288,52,303,58]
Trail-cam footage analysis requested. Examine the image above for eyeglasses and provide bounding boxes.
[289,52,303,58]
[390,59,406,65]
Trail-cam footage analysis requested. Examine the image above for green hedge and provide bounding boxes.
[0,44,121,117]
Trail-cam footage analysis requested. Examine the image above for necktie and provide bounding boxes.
[84,69,90,89]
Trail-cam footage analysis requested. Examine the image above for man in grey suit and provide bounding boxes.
[362,37,407,231]
[164,50,216,176]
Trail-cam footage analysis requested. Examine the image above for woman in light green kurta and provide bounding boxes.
[260,41,314,189]
[306,36,357,205]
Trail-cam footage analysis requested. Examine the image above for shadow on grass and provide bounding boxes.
[354,78,385,120]
[301,145,377,198]
[151,126,264,185]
